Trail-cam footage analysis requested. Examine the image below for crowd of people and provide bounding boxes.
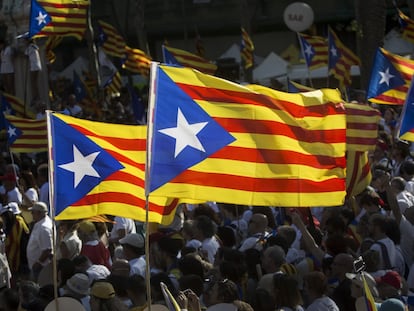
[0,42,414,310]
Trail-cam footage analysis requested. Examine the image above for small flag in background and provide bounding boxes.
[127,84,146,124]
[45,35,62,64]
[162,45,217,75]
[28,0,52,38]
[346,151,372,198]
[297,33,328,70]
[399,75,414,142]
[35,0,89,40]
[47,112,179,224]
[122,46,151,76]
[398,9,414,44]
[195,32,205,57]
[367,48,412,105]
[98,20,126,58]
[147,64,347,207]
[0,93,34,130]
[5,115,47,153]
[73,71,90,104]
[328,26,360,88]
[241,27,255,69]
[362,273,378,311]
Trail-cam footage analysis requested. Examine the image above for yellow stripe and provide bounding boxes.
[346,129,378,139]
[229,133,346,156]
[191,159,345,179]
[151,183,345,207]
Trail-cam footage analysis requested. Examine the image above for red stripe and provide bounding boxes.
[70,124,146,151]
[346,152,361,196]
[11,143,48,149]
[177,83,345,118]
[171,170,345,193]
[39,1,89,9]
[212,146,346,168]
[15,134,47,139]
[215,117,346,143]
[373,94,405,105]
[346,107,380,117]
[347,122,378,130]
[72,192,178,215]
[346,137,377,146]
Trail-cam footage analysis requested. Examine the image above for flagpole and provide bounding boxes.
[45,110,60,310]
[143,62,160,311]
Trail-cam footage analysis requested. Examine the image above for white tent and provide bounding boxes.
[383,28,414,55]
[58,56,89,81]
[218,43,264,65]
[253,52,288,83]
[284,64,360,82]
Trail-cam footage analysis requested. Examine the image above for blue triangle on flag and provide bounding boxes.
[51,114,124,215]
[28,0,52,38]
[149,66,236,192]
[299,36,314,68]
[367,49,405,99]
[399,77,414,137]
[162,46,182,67]
[5,119,22,145]
[328,33,341,70]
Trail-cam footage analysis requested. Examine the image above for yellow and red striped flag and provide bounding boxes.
[5,115,47,153]
[368,48,414,105]
[47,112,179,224]
[122,45,151,76]
[328,27,360,88]
[241,27,255,69]
[45,35,62,64]
[105,71,122,95]
[162,45,217,75]
[98,20,126,58]
[345,102,380,151]
[35,0,89,40]
[346,151,372,198]
[398,9,414,44]
[1,93,32,118]
[147,65,347,207]
[297,33,328,70]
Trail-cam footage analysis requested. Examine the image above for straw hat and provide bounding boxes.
[44,297,86,311]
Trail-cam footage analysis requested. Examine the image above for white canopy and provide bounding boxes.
[58,56,89,81]
[383,28,414,56]
[253,52,288,82]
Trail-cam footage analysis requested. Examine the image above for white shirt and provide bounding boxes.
[25,187,38,203]
[7,186,22,204]
[306,296,339,311]
[26,215,53,269]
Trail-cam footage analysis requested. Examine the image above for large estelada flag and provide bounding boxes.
[367,47,412,105]
[147,64,347,207]
[297,33,328,70]
[47,112,179,224]
[35,0,89,40]
[162,45,217,75]
[5,115,47,153]
[28,0,52,38]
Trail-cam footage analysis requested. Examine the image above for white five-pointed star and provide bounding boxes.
[159,108,208,158]
[304,44,313,58]
[59,145,101,188]
[3,107,11,115]
[35,11,48,26]
[378,67,394,86]
[330,46,337,57]
[7,126,16,137]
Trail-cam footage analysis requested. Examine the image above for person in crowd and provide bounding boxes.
[329,253,356,311]
[0,202,29,278]
[24,38,42,101]
[273,273,304,311]
[108,216,136,255]
[390,176,414,214]
[239,213,269,252]
[26,202,52,281]
[89,281,128,311]
[193,215,220,264]
[77,221,111,269]
[57,220,82,260]
[19,170,39,210]
[303,271,339,310]
[119,233,146,277]
[0,287,19,311]
[63,93,83,117]
[347,271,380,309]
[37,163,49,209]
[125,274,147,311]
[400,160,414,194]
[72,255,110,283]
[62,272,91,311]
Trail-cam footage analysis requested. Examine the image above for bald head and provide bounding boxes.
[249,213,268,235]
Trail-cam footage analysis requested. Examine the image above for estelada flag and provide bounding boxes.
[47,112,178,224]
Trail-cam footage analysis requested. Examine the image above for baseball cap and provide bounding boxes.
[29,201,48,213]
[6,202,21,215]
[77,221,96,233]
[119,233,144,248]
[375,271,402,290]
[90,282,115,299]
